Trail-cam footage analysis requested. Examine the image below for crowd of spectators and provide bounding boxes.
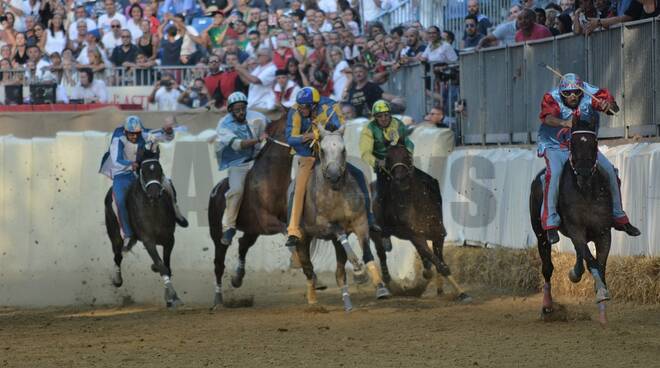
[0,0,655,119]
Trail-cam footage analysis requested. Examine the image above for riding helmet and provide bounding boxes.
[372,100,391,115]
[227,91,248,108]
[124,115,144,133]
[296,87,320,106]
[559,73,584,92]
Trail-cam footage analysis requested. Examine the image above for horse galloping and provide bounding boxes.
[105,144,183,308]
[371,141,471,302]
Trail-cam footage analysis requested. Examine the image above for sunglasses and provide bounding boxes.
[465,24,476,28]
[560,90,582,98]
[111,25,121,28]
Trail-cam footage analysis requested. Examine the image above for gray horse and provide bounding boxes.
[293,125,390,310]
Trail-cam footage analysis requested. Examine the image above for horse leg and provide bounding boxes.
[231,233,258,288]
[595,231,612,325]
[536,231,555,314]
[332,239,352,311]
[212,239,230,309]
[356,228,390,299]
[573,237,610,324]
[296,237,318,305]
[568,252,585,283]
[337,234,368,285]
[432,237,470,302]
[142,241,176,309]
[106,191,124,287]
[371,232,391,284]
[162,236,183,308]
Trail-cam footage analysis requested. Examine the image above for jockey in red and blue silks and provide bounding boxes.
[538,73,640,244]
[99,115,188,248]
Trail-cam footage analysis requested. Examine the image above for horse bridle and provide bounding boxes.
[139,158,164,193]
[569,130,598,177]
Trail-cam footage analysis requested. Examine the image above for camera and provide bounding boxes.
[160,80,171,87]
[433,63,459,84]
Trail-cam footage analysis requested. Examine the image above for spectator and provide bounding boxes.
[0,58,18,85]
[420,26,457,64]
[45,13,66,55]
[466,0,492,36]
[102,20,123,56]
[424,106,449,129]
[136,19,158,61]
[159,16,185,66]
[159,0,197,21]
[235,46,277,110]
[545,9,561,35]
[310,68,333,97]
[535,8,547,25]
[555,13,573,34]
[144,2,160,34]
[110,29,139,67]
[560,0,576,13]
[231,20,249,50]
[178,77,211,109]
[203,8,229,49]
[327,45,349,100]
[400,28,426,64]
[573,0,598,34]
[362,0,388,23]
[515,8,552,42]
[426,63,459,116]
[383,35,401,63]
[203,54,224,99]
[0,45,11,62]
[545,2,563,13]
[97,0,127,35]
[341,30,359,63]
[272,32,295,69]
[70,68,108,103]
[125,3,144,43]
[245,29,261,57]
[124,52,158,86]
[584,0,658,34]
[60,48,79,89]
[223,37,249,63]
[174,14,204,65]
[462,15,485,49]
[273,68,299,108]
[214,51,248,107]
[476,4,522,49]
[595,0,617,17]
[78,48,108,82]
[318,0,338,17]
[148,73,182,111]
[308,33,328,71]
[30,22,46,52]
[0,12,17,46]
[69,20,88,56]
[341,103,356,120]
[68,6,97,41]
[11,32,29,67]
[341,8,360,36]
[77,30,110,66]
[199,0,235,18]
[3,1,24,33]
[286,57,308,87]
[345,63,392,118]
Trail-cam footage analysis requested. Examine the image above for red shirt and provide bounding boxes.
[515,23,553,42]
[217,70,240,106]
[273,49,294,70]
[204,72,223,97]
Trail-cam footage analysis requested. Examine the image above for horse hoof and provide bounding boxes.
[176,217,189,228]
[111,273,123,288]
[457,292,472,304]
[150,264,159,273]
[353,268,370,285]
[568,268,583,283]
[167,298,183,310]
[375,284,391,299]
[595,288,611,303]
[231,267,246,288]
[422,268,434,280]
[210,292,223,310]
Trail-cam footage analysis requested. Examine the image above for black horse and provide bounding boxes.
[370,141,471,302]
[105,144,183,309]
[530,119,612,324]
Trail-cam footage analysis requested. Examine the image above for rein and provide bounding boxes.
[569,130,598,177]
[139,158,164,193]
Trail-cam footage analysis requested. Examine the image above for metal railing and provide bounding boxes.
[458,18,660,145]
[372,0,443,29]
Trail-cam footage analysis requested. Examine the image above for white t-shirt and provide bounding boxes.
[70,79,109,103]
[247,62,277,110]
[68,18,98,41]
[317,0,337,14]
[421,42,458,63]
[180,26,199,56]
[9,0,25,32]
[102,33,122,55]
[362,0,382,22]
[125,19,143,43]
[97,12,127,35]
[273,80,300,108]
[492,20,517,46]
[44,30,66,55]
[332,60,349,101]
[154,87,181,111]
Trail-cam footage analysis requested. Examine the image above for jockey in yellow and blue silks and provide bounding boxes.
[99,115,188,248]
[214,91,269,246]
[284,87,380,248]
[538,73,640,244]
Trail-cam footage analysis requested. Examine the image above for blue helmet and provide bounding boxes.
[296,87,320,106]
[124,115,144,133]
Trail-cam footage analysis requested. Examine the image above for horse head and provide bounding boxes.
[137,143,165,201]
[318,124,346,189]
[570,118,598,190]
[385,138,414,191]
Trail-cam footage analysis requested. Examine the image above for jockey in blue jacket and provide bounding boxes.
[284,86,380,248]
[100,115,188,248]
[213,91,269,245]
[538,73,640,244]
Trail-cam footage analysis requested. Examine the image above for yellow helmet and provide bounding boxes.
[372,100,391,115]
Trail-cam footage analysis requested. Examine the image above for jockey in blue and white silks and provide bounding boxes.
[100,115,188,248]
[537,73,640,244]
[213,92,269,245]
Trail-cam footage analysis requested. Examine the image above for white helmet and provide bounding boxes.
[123,115,143,133]
[227,91,248,108]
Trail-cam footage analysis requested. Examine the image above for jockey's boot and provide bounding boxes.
[546,229,560,244]
[221,228,236,246]
[613,222,641,236]
[173,204,189,228]
[122,237,137,252]
[285,235,301,248]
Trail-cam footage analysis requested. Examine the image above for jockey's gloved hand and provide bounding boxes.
[131,162,139,171]
[376,159,386,169]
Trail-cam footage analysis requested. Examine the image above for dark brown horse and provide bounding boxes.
[208,109,304,308]
[370,141,471,302]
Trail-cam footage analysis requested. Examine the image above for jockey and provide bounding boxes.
[284,86,380,248]
[359,100,415,233]
[538,73,641,244]
[214,91,269,245]
[99,115,188,249]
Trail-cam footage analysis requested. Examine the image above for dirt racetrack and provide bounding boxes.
[1,285,659,368]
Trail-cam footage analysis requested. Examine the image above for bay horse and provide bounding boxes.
[294,125,391,311]
[530,119,612,324]
[370,140,471,302]
[105,143,183,309]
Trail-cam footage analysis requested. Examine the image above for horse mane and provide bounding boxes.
[265,107,287,140]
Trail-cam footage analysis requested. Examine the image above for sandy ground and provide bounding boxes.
[1,285,659,368]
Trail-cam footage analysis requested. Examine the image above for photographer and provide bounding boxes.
[426,62,460,117]
[178,77,210,109]
[148,73,183,111]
